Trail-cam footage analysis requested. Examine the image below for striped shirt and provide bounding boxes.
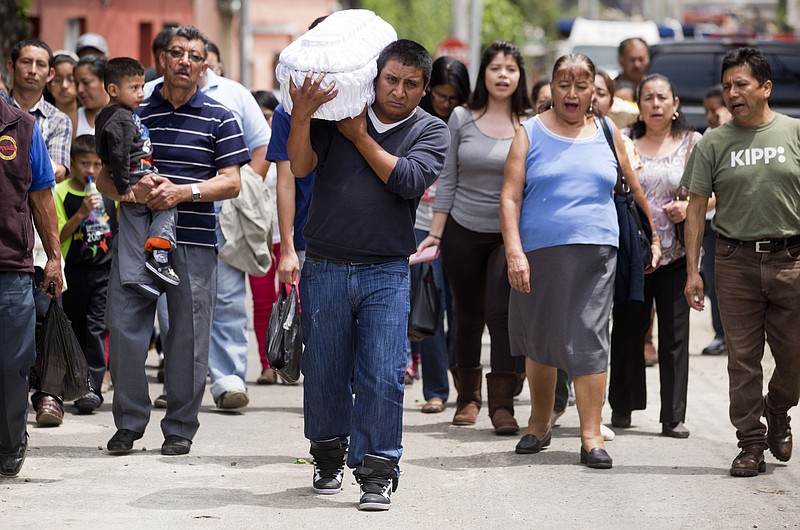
[137,85,250,247]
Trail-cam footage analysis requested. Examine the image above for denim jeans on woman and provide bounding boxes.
[300,257,409,469]
[410,228,449,402]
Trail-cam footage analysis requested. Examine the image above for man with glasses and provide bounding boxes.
[96,26,251,457]
[142,32,271,413]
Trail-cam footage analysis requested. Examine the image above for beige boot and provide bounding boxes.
[487,372,520,435]
[452,365,482,425]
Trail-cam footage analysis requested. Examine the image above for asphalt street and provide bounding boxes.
[1,304,798,528]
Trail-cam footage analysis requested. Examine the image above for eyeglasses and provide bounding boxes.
[166,48,204,64]
[430,89,462,106]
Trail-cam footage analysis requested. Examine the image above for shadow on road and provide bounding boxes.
[130,486,354,510]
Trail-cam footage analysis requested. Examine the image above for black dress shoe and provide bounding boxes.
[515,430,552,454]
[580,446,613,469]
[611,411,631,429]
[0,434,28,477]
[107,429,144,454]
[162,435,192,455]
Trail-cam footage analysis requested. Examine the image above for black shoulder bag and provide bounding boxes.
[599,118,653,303]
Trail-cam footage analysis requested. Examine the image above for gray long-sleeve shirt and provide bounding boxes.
[433,106,515,233]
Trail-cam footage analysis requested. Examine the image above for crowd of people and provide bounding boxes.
[0,19,797,513]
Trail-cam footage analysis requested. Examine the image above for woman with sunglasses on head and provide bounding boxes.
[608,74,702,439]
[410,57,470,413]
[418,41,531,434]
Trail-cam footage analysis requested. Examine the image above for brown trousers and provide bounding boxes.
[715,239,800,448]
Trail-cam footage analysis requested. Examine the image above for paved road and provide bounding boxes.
[1,307,798,528]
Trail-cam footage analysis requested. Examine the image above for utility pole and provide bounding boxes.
[239,0,252,89]
[469,0,482,88]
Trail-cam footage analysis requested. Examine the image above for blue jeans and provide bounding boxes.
[208,224,249,400]
[300,257,409,469]
[0,272,35,451]
[411,228,449,401]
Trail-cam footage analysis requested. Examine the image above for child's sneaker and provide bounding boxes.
[146,250,180,285]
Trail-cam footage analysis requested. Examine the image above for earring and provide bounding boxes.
[672,111,680,121]
[588,104,593,113]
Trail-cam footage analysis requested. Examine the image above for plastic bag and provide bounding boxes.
[408,263,441,342]
[31,283,92,401]
[267,283,303,383]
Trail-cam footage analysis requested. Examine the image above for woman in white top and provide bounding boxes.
[75,55,109,136]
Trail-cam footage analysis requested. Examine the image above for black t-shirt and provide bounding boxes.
[57,184,117,268]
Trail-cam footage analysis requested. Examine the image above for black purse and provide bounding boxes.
[600,118,653,270]
[408,262,441,342]
[266,283,303,383]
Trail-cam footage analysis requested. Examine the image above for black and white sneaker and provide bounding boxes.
[145,256,180,285]
[310,439,347,495]
[355,455,397,511]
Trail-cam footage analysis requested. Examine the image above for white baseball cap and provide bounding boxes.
[75,33,109,56]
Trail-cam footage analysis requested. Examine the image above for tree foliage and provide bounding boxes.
[360,0,452,53]
[1,0,32,85]
[1,0,32,47]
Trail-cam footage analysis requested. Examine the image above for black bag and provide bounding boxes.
[408,262,441,342]
[266,283,303,383]
[31,283,92,401]
[600,118,653,270]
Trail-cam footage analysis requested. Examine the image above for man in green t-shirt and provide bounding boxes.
[681,47,800,478]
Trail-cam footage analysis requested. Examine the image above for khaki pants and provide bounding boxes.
[715,239,800,448]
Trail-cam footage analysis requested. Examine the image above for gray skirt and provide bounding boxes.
[509,244,616,375]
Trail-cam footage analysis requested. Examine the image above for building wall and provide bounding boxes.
[31,0,336,91]
[32,0,194,67]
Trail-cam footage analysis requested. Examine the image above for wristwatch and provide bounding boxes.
[191,183,202,202]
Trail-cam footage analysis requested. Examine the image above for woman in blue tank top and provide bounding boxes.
[500,54,660,469]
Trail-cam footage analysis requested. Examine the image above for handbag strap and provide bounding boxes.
[599,117,630,194]
[683,131,695,170]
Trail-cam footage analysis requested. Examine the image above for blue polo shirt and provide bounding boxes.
[138,85,250,248]
[30,123,55,192]
[266,103,314,251]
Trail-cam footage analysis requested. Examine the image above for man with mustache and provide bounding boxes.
[287,39,450,510]
[96,26,250,456]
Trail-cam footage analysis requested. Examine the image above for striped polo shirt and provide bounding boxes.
[137,85,250,248]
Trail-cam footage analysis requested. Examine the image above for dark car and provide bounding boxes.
[647,39,800,130]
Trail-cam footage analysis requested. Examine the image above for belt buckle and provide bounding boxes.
[755,241,772,253]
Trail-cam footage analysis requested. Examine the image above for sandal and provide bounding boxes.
[421,397,445,413]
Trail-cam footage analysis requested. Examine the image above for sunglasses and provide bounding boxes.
[166,48,204,65]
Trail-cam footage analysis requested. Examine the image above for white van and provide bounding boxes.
[559,18,662,78]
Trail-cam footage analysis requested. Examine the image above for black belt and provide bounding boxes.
[718,234,800,253]
[306,253,363,265]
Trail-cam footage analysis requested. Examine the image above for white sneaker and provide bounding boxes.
[601,424,615,441]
